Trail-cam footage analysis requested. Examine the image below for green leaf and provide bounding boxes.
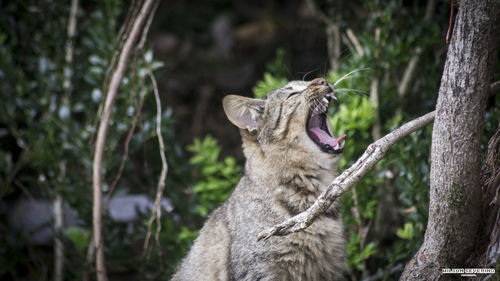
[65,226,90,254]
[396,222,415,240]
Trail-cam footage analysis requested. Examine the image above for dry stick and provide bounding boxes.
[136,0,159,55]
[103,0,141,96]
[91,0,142,145]
[370,12,382,141]
[106,91,146,201]
[106,0,158,201]
[346,28,364,56]
[54,164,65,281]
[92,1,157,281]
[257,110,436,241]
[143,67,168,264]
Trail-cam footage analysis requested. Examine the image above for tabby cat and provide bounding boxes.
[171,78,346,281]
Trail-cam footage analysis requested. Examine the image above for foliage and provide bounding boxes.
[187,135,242,216]
[252,72,288,99]
[65,226,91,254]
[0,1,193,279]
[195,37,436,278]
[1,0,498,280]
[252,48,289,98]
[346,233,378,271]
[396,222,415,240]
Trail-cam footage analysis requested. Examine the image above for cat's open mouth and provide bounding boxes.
[306,91,346,154]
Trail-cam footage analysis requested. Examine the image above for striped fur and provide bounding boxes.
[171,79,346,281]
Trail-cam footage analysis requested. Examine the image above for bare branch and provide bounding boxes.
[257,111,436,241]
[345,28,364,56]
[371,27,382,141]
[92,1,157,281]
[55,1,79,280]
[106,77,146,200]
[53,190,64,281]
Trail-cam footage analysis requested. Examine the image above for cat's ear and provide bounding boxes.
[222,95,265,132]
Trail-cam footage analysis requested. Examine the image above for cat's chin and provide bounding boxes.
[306,94,346,155]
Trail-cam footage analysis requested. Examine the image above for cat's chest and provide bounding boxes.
[271,216,345,279]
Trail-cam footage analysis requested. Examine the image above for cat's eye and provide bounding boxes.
[286,91,300,99]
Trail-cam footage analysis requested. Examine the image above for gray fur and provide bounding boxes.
[171,79,346,281]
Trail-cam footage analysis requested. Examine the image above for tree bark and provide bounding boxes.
[400,1,500,280]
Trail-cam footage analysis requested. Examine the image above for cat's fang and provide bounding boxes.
[326,92,337,101]
[322,97,329,104]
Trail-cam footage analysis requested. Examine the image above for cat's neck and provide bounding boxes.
[243,145,337,214]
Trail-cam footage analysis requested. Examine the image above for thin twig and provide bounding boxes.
[103,0,141,95]
[371,25,381,141]
[346,28,364,56]
[91,0,141,146]
[136,0,159,54]
[55,1,79,280]
[257,111,436,241]
[143,66,168,263]
[92,1,157,281]
[106,82,146,200]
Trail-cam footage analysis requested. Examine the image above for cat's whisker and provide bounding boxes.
[335,88,367,96]
[309,97,329,114]
[309,99,320,114]
[333,68,369,87]
[314,99,323,114]
[302,68,319,81]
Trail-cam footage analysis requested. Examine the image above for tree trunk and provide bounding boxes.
[400,1,500,280]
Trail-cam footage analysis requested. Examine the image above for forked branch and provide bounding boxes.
[257,111,436,241]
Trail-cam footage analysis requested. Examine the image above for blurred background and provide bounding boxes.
[1,0,498,280]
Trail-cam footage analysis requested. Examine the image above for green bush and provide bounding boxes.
[187,135,242,217]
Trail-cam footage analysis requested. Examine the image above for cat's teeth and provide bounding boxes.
[322,97,329,104]
[334,143,340,150]
[314,105,322,114]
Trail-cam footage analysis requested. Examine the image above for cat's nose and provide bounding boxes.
[311,78,328,86]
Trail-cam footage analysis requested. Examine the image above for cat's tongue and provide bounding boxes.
[309,128,346,147]
[307,113,346,147]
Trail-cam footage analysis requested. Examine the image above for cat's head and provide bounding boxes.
[223,78,345,170]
